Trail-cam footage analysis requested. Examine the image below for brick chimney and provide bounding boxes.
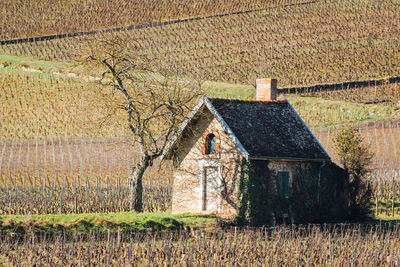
[256,78,277,101]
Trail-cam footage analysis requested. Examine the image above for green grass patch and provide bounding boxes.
[0,54,69,74]
[0,212,217,235]
[204,81,254,99]
[374,214,400,221]
[285,94,396,127]
[1,54,396,129]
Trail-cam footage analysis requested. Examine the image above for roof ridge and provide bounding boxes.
[207,97,288,104]
[164,96,329,161]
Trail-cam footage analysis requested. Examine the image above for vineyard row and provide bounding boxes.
[1,0,398,87]
[1,225,400,265]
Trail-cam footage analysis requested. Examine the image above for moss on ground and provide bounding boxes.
[0,212,217,235]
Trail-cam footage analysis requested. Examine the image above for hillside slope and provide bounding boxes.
[0,0,307,40]
[1,0,399,88]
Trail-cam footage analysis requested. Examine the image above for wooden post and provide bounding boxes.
[74,195,77,214]
[392,198,395,217]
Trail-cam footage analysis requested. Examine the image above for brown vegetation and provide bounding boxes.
[0,72,127,140]
[315,122,400,217]
[1,0,400,220]
[314,121,400,170]
[1,0,398,87]
[0,183,171,215]
[0,0,307,40]
[1,225,400,265]
[301,81,400,106]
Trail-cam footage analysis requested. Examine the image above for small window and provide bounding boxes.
[277,171,290,198]
[206,134,217,154]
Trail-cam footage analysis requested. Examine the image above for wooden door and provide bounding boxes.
[202,167,219,212]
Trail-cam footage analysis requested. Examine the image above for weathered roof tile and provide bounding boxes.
[208,98,329,160]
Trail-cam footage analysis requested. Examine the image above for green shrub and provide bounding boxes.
[334,127,373,219]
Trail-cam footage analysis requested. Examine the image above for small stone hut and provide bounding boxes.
[162,79,341,224]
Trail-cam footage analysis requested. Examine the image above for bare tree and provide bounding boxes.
[82,36,203,211]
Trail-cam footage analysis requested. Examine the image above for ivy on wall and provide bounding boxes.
[236,159,349,226]
[236,158,250,224]
[236,159,272,226]
[290,162,349,223]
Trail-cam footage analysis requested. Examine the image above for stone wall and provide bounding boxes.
[236,160,324,225]
[171,112,243,218]
[268,161,316,196]
[267,160,319,223]
[170,109,327,221]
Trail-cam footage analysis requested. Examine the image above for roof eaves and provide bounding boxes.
[287,101,331,160]
[249,156,330,162]
[160,97,205,161]
[204,97,250,160]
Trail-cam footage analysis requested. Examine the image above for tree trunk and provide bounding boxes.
[129,157,149,212]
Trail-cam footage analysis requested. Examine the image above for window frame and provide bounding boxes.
[276,171,291,199]
[201,130,220,155]
[206,134,217,154]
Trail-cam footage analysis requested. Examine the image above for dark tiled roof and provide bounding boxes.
[208,98,329,160]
